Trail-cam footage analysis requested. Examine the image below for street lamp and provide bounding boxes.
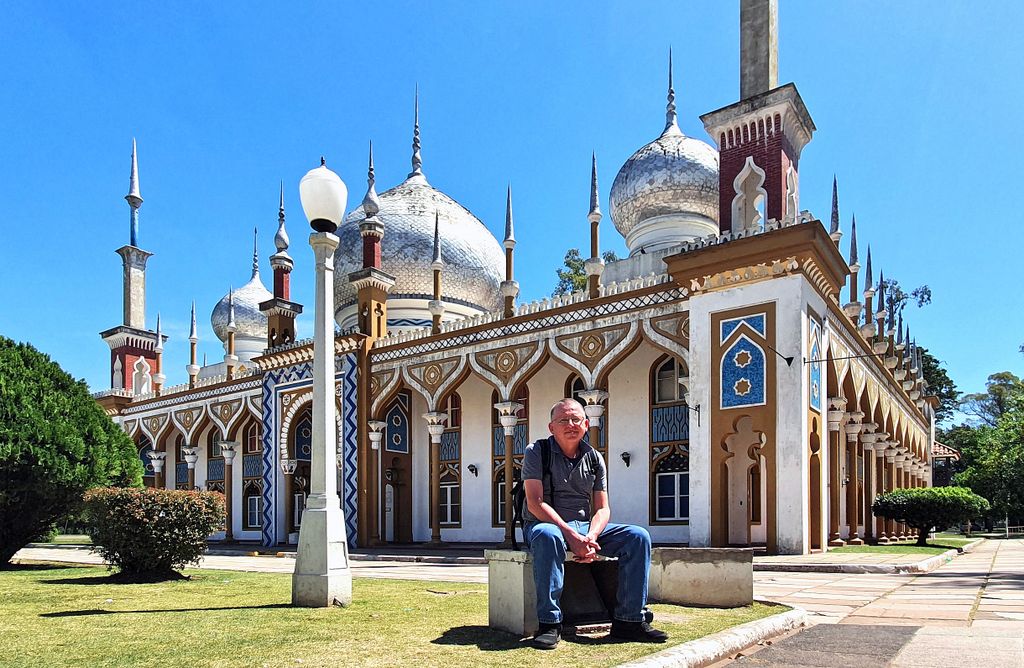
[292,158,352,608]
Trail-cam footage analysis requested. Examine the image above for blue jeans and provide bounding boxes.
[524,520,651,625]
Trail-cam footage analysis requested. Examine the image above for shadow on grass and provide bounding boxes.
[2,562,90,572]
[41,570,191,586]
[432,625,618,651]
[41,603,292,618]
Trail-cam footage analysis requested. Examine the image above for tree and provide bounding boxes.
[554,248,619,295]
[872,486,990,546]
[880,278,931,315]
[959,372,1023,427]
[918,347,959,424]
[0,336,141,565]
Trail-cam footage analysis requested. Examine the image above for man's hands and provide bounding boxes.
[565,529,601,563]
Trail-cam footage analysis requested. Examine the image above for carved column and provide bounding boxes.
[182,445,200,490]
[281,459,298,541]
[148,449,167,491]
[827,398,846,547]
[859,425,876,543]
[494,401,523,547]
[220,441,237,542]
[367,420,386,544]
[874,440,891,543]
[577,389,608,453]
[423,412,448,545]
[843,411,864,544]
[893,451,907,539]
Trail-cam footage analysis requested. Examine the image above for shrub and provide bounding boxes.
[84,487,225,580]
[0,337,142,566]
[872,486,990,546]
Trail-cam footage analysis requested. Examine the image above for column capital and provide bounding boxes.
[147,450,167,473]
[280,458,298,475]
[368,420,387,450]
[422,411,448,442]
[218,441,238,463]
[182,445,200,468]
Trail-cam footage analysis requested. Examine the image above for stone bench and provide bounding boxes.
[485,547,753,636]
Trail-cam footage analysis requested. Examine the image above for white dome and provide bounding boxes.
[211,270,273,343]
[334,173,504,327]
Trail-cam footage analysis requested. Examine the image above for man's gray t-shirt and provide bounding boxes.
[521,436,607,523]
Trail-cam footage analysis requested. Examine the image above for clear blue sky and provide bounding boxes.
[1,2,1020,413]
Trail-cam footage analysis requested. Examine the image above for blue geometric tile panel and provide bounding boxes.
[385,393,410,454]
[721,334,766,408]
[207,458,224,482]
[720,314,765,343]
[176,462,188,484]
[388,318,432,328]
[809,319,822,412]
[651,404,690,443]
[493,423,529,457]
[339,355,359,549]
[295,414,312,461]
[243,453,262,478]
[440,431,460,461]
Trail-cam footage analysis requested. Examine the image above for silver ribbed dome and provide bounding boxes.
[211,271,273,342]
[334,174,504,319]
[609,124,720,244]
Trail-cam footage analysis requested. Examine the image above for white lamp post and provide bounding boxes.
[292,158,352,608]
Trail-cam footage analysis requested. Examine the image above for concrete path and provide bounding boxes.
[723,538,1024,667]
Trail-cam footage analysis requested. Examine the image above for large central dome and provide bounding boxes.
[334,173,504,328]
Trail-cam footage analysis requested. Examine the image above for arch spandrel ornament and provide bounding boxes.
[170,406,207,443]
[550,321,640,389]
[642,312,691,362]
[370,368,403,417]
[403,355,468,411]
[469,341,545,401]
[210,398,244,440]
[123,418,140,439]
[139,413,169,445]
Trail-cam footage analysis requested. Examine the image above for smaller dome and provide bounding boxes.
[211,271,273,342]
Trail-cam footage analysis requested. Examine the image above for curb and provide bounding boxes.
[754,541,981,575]
[616,608,807,668]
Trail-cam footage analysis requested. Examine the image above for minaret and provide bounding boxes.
[187,301,200,388]
[843,215,861,323]
[259,182,304,349]
[348,141,395,339]
[701,0,815,233]
[99,139,160,396]
[408,86,425,182]
[153,314,165,396]
[501,185,519,318]
[225,288,238,381]
[829,176,842,244]
[862,246,875,337]
[584,154,604,299]
[428,212,445,334]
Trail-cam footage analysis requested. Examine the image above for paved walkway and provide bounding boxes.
[14,539,1024,666]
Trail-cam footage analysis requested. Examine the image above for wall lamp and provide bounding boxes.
[467,464,479,477]
[620,452,631,467]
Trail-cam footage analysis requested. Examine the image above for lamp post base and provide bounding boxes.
[292,505,352,608]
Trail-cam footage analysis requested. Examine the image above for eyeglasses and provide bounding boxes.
[556,417,586,426]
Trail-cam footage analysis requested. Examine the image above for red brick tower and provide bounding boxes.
[260,182,303,348]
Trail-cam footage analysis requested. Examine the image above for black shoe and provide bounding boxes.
[609,619,668,643]
[533,622,561,649]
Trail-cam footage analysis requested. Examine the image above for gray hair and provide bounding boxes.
[549,397,585,420]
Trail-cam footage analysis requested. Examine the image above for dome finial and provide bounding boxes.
[362,139,381,217]
[663,47,680,135]
[126,138,143,246]
[504,184,515,245]
[155,312,163,352]
[431,210,443,269]
[274,181,290,253]
[409,85,424,179]
[589,152,602,222]
[251,227,259,278]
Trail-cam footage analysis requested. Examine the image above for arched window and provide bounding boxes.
[245,421,261,454]
[649,356,690,525]
[731,156,767,233]
[174,433,189,490]
[238,420,263,530]
[439,393,462,527]
[564,374,606,453]
[138,437,155,487]
[243,480,262,530]
[206,429,224,493]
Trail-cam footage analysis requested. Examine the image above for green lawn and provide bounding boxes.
[0,564,783,668]
[828,542,968,556]
[46,534,93,545]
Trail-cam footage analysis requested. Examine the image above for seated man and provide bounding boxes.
[522,398,668,649]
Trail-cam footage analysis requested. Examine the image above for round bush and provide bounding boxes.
[872,486,990,546]
[84,487,225,580]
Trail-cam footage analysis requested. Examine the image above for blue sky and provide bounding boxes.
[1,2,1020,411]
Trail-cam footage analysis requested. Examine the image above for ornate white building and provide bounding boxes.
[95,0,936,554]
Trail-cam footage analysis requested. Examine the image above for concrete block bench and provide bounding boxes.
[485,547,753,636]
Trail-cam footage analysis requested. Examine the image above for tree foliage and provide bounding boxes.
[554,248,619,295]
[872,486,990,546]
[85,487,224,580]
[0,336,141,565]
[880,278,931,315]
[918,347,959,424]
[959,372,1023,427]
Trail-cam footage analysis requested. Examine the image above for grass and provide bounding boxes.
[45,534,92,545]
[828,542,968,556]
[0,563,783,668]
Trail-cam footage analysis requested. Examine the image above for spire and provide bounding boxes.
[663,48,680,135]
[504,184,515,245]
[251,227,259,278]
[189,301,198,342]
[362,140,381,217]
[431,211,443,269]
[126,138,143,246]
[829,176,840,234]
[227,288,237,332]
[897,312,904,345]
[849,214,859,267]
[877,270,886,312]
[588,153,602,221]
[409,85,424,179]
[864,246,873,292]
[274,181,290,253]
[155,313,163,352]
